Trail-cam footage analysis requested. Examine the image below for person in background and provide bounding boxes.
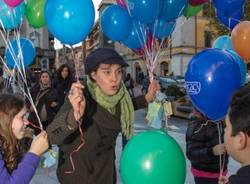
[28,71,58,134]
[186,108,228,184]
[53,64,74,111]
[0,94,48,183]
[124,73,135,97]
[219,84,250,184]
[46,48,160,184]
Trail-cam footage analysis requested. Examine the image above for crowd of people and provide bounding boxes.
[0,47,249,184]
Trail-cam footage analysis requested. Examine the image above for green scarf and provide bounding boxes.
[87,77,134,139]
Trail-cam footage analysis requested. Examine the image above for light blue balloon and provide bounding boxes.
[212,35,233,50]
[5,38,36,69]
[101,5,131,42]
[225,50,247,86]
[45,0,95,45]
[0,1,24,30]
[150,20,175,39]
[159,0,188,21]
[122,20,147,49]
[128,0,161,23]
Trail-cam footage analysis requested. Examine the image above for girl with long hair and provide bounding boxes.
[0,94,48,183]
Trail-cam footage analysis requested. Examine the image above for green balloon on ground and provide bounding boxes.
[120,130,186,184]
[183,4,203,18]
[25,0,46,28]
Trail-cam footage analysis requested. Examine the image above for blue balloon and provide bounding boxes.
[225,50,247,86]
[185,49,241,121]
[45,0,95,45]
[5,38,36,69]
[159,0,188,21]
[212,35,233,50]
[150,20,175,39]
[101,5,131,42]
[128,0,161,23]
[122,20,147,49]
[216,8,243,29]
[213,0,245,16]
[0,1,24,30]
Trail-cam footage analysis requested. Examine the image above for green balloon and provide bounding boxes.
[183,4,203,18]
[25,0,46,28]
[120,131,186,184]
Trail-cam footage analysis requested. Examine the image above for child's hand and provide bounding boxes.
[29,131,49,156]
[213,143,226,155]
[145,80,160,102]
[219,175,229,184]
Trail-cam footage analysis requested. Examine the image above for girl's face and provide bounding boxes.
[91,64,123,96]
[12,107,29,140]
[61,67,69,79]
[40,73,50,85]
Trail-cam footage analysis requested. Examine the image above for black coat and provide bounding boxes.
[186,120,228,173]
[53,77,74,110]
[28,84,58,131]
[229,165,250,184]
[46,89,122,184]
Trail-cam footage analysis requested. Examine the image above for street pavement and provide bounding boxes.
[30,85,241,184]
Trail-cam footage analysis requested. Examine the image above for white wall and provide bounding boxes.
[170,54,192,76]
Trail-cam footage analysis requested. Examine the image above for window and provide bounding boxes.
[204,31,211,48]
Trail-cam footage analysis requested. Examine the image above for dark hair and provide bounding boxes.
[57,64,72,81]
[229,85,250,136]
[87,64,99,82]
[40,70,51,78]
[0,94,25,173]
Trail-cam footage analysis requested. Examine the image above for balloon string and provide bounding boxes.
[70,47,80,81]
[64,120,85,174]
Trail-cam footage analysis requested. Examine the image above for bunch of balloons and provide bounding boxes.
[185,48,241,121]
[100,0,188,50]
[120,130,186,184]
[212,0,245,29]
[0,0,95,46]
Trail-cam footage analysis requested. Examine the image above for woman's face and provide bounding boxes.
[91,64,123,96]
[40,73,50,85]
[61,67,69,79]
[12,107,29,140]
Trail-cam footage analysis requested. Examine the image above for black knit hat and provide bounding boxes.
[84,48,128,74]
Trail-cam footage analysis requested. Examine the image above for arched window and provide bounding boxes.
[160,61,169,76]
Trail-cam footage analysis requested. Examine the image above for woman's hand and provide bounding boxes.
[145,80,160,103]
[29,131,49,156]
[68,82,86,121]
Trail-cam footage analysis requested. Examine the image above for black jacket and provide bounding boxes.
[28,84,58,131]
[186,120,228,173]
[47,88,123,184]
[52,76,74,110]
[229,165,250,184]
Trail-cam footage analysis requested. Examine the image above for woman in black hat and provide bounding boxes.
[46,48,159,184]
